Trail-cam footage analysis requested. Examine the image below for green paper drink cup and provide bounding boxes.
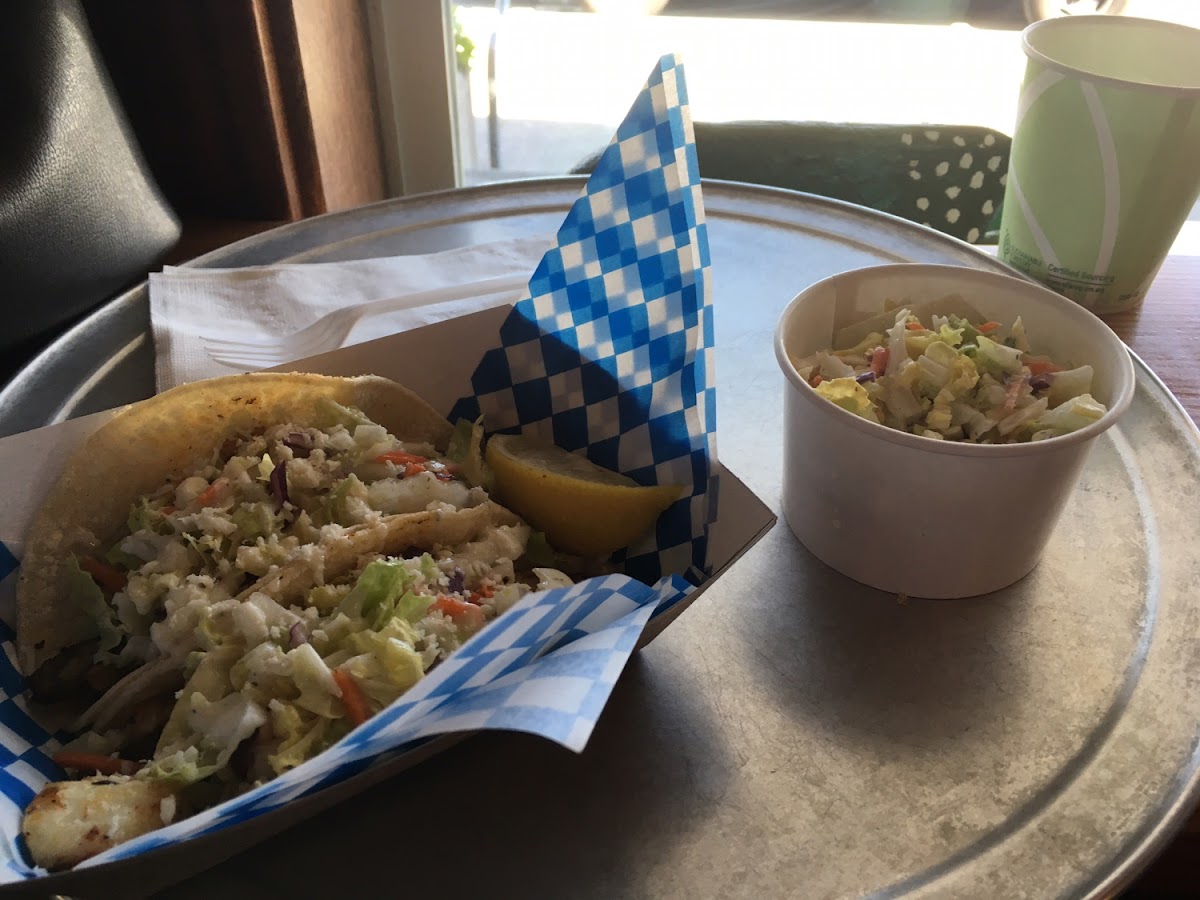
[998,16,1200,315]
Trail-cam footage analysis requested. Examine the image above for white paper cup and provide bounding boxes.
[774,263,1135,599]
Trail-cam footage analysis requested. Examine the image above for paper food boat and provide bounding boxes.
[0,55,774,898]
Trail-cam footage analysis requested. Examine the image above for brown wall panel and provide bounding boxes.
[82,0,296,220]
[81,0,387,222]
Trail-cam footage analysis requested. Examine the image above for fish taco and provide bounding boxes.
[15,373,576,869]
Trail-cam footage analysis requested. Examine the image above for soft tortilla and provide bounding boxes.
[16,373,454,676]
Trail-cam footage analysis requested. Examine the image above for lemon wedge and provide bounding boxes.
[485,433,683,558]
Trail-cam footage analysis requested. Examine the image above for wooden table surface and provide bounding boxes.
[1106,254,1199,425]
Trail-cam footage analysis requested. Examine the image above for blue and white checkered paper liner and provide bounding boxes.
[0,54,718,881]
[449,53,717,592]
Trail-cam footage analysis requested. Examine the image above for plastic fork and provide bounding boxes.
[203,273,530,369]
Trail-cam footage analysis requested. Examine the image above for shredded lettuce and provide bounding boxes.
[267,701,330,775]
[915,354,952,395]
[973,336,1025,377]
[306,584,350,614]
[418,553,441,583]
[231,502,275,540]
[229,642,293,703]
[997,397,1049,436]
[139,745,219,787]
[814,378,880,423]
[340,647,423,706]
[143,659,265,788]
[936,323,965,347]
[127,498,173,536]
[341,559,415,623]
[885,311,910,375]
[876,377,925,425]
[104,544,146,572]
[326,474,368,526]
[448,418,493,490]
[493,583,531,615]
[832,332,885,360]
[315,398,373,431]
[1009,316,1031,353]
[64,556,124,653]
[923,340,960,370]
[1046,365,1094,408]
[287,643,342,717]
[1032,393,1107,434]
[951,315,981,345]
[187,692,267,766]
[348,620,425,693]
[392,591,436,624]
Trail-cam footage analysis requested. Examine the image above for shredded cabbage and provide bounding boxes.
[64,556,124,654]
[1032,393,1107,434]
[287,643,342,717]
[267,701,329,775]
[813,378,879,422]
[794,308,1107,443]
[448,417,493,490]
[1046,365,1094,408]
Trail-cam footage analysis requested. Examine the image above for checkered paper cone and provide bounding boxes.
[450,53,717,590]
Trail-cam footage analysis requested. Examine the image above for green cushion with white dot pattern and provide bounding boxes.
[690,121,1009,244]
[571,121,1010,245]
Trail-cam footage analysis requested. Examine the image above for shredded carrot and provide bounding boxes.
[403,461,427,478]
[905,321,925,331]
[1003,378,1024,412]
[194,478,228,510]
[433,595,476,617]
[977,321,1002,334]
[332,668,372,727]
[79,557,127,593]
[374,450,428,466]
[810,373,823,387]
[466,586,495,604]
[1026,358,1063,376]
[52,752,135,776]
[870,347,890,376]
[434,595,487,631]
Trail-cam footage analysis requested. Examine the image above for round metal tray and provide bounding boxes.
[5,179,1199,899]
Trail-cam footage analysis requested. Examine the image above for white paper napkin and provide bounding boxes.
[149,233,554,393]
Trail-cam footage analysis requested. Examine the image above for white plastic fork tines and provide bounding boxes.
[202,273,530,369]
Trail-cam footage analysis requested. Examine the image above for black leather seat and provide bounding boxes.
[0,0,180,385]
